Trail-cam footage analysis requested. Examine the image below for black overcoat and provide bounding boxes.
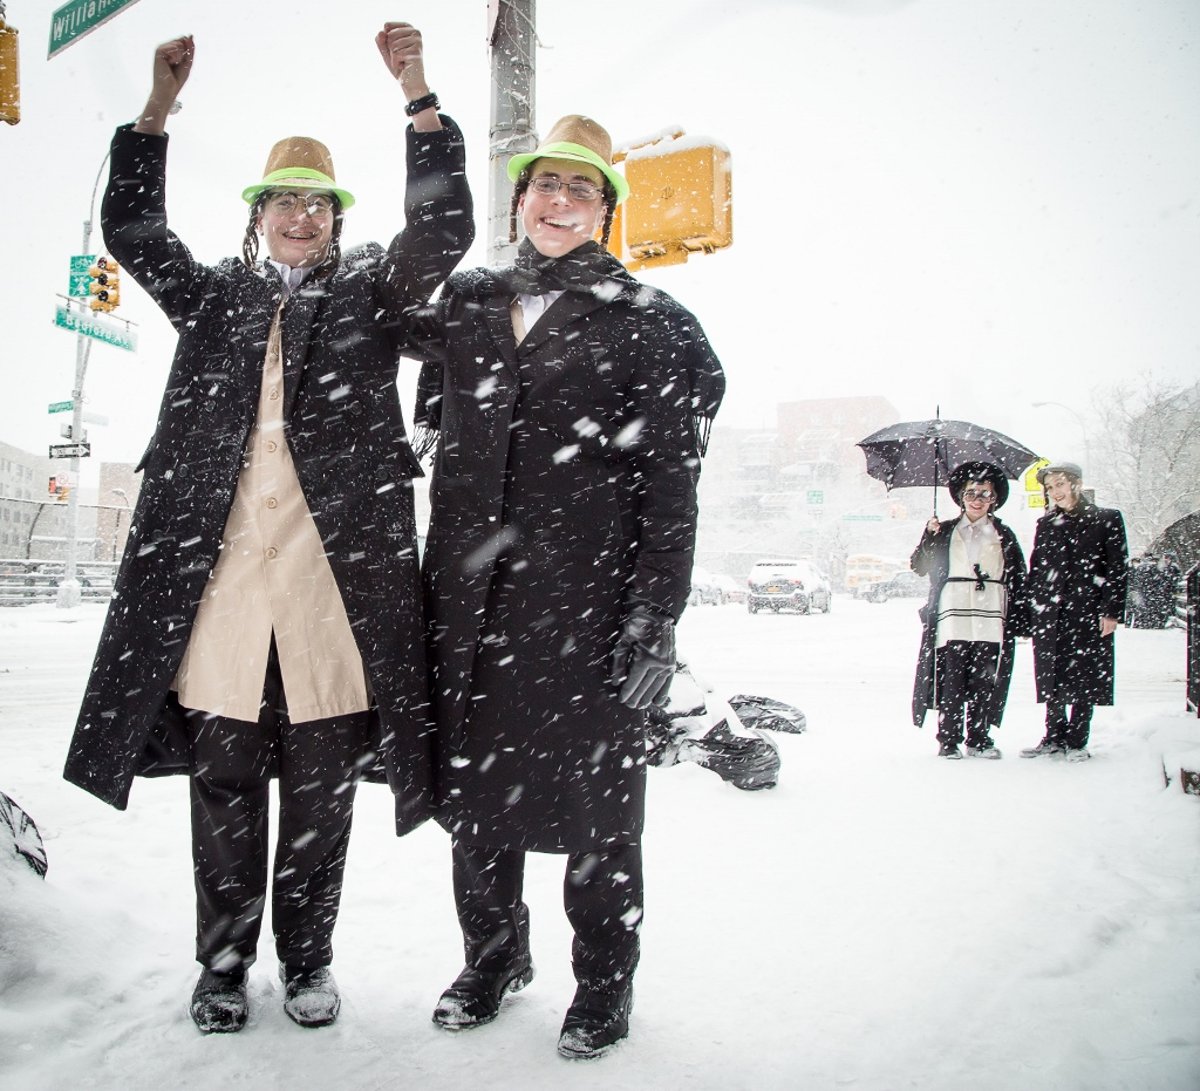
[412,266,723,853]
[1027,500,1128,705]
[910,514,1030,727]
[62,119,473,833]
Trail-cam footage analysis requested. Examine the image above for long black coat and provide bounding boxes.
[412,267,723,853]
[1027,500,1128,705]
[910,514,1030,727]
[62,120,473,833]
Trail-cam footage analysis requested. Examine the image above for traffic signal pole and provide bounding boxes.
[56,152,109,609]
[487,0,537,266]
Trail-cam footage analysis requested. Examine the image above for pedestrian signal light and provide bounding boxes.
[0,13,19,126]
[89,256,121,313]
[608,135,733,271]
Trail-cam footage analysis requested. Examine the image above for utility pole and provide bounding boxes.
[56,151,109,609]
[487,0,537,266]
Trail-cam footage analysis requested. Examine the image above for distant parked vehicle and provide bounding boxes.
[862,570,929,603]
[689,567,724,606]
[712,574,746,605]
[746,559,832,615]
[845,553,904,597]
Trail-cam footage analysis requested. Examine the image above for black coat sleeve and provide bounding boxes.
[379,117,475,328]
[101,124,217,328]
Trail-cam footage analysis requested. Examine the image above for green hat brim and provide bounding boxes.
[242,167,355,210]
[507,141,629,205]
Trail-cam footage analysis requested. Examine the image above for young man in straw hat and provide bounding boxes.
[410,114,725,1058]
[62,24,473,1033]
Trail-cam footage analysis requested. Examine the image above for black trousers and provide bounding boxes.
[451,838,643,986]
[185,642,369,973]
[935,640,1001,747]
[1045,700,1093,749]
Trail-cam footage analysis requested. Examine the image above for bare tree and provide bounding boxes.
[1090,376,1200,552]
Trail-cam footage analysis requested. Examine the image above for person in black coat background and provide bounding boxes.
[409,114,723,1059]
[61,26,473,1033]
[1022,461,1128,761]
[911,462,1030,758]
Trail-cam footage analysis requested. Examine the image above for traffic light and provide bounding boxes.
[607,135,733,271]
[89,256,121,313]
[0,12,18,126]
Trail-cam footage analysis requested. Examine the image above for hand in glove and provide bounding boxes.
[609,608,676,710]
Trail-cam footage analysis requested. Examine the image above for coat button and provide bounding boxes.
[265,546,278,560]
[265,497,278,509]
[177,463,190,478]
[375,465,390,482]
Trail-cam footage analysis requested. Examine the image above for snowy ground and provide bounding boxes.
[1,597,1198,1090]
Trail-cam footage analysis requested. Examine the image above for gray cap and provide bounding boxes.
[1037,460,1083,484]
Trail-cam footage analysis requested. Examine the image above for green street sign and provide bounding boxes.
[69,254,96,297]
[807,490,824,505]
[48,400,74,414]
[48,0,143,60]
[53,303,137,352]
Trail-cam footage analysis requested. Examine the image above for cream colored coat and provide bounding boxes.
[172,310,368,723]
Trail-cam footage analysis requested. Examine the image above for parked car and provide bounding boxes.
[712,574,746,605]
[689,566,724,606]
[746,559,832,615]
[862,570,929,603]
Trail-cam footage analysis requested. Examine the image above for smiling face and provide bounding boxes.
[1043,471,1081,511]
[257,190,336,268]
[960,479,997,522]
[518,157,608,258]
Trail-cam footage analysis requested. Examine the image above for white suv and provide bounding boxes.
[746,559,832,615]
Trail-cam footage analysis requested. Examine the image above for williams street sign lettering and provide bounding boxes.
[48,0,143,59]
[48,400,74,414]
[53,302,137,352]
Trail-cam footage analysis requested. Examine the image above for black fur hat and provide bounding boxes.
[948,461,1008,510]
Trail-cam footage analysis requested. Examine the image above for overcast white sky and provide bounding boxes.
[2,0,1197,479]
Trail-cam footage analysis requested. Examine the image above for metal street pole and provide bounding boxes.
[487,0,536,267]
[57,151,108,609]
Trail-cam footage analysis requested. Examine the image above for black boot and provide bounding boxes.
[190,968,248,1034]
[432,955,535,1030]
[557,976,634,1059]
[280,964,340,1028]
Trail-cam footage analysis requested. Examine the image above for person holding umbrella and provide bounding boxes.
[1021,461,1128,761]
[910,462,1030,758]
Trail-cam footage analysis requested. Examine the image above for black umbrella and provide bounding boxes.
[857,413,1039,514]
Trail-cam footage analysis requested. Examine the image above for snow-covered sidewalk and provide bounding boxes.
[1,599,1197,1090]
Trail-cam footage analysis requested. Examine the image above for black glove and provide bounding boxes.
[609,608,676,710]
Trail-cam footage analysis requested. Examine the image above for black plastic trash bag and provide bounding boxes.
[1,790,48,878]
[727,694,808,735]
[647,661,799,791]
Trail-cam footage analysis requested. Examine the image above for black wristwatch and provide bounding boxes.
[405,91,440,117]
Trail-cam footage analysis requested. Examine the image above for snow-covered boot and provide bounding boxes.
[557,976,634,1060]
[190,968,248,1033]
[1020,739,1064,758]
[937,742,963,759]
[280,964,340,1028]
[432,955,535,1029]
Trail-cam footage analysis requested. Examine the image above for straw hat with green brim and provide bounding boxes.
[507,115,629,205]
[242,136,355,210]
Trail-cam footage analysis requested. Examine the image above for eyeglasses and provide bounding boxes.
[528,176,603,202]
[962,489,995,502]
[267,192,336,217]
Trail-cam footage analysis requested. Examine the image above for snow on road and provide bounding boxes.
[1,598,1197,1090]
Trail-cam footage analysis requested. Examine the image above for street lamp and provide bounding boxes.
[1031,400,1092,472]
